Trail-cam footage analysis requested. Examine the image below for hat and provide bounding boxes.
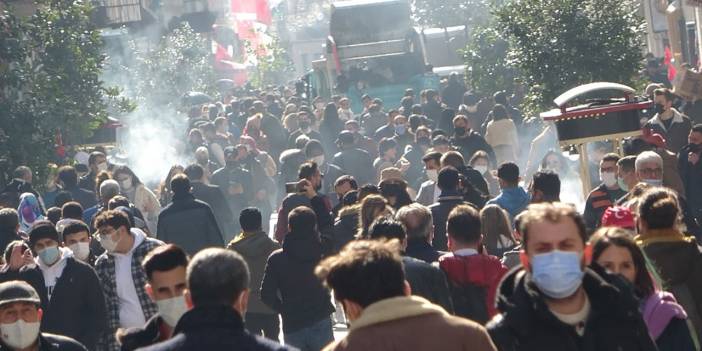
[28,220,60,247]
[379,167,403,183]
[224,146,237,157]
[0,281,40,307]
[336,131,355,145]
[601,206,635,229]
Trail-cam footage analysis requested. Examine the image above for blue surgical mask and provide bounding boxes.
[38,246,61,266]
[642,178,663,187]
[394,124,406,135]
[530,250,584,299]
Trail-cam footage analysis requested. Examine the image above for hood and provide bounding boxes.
[350,296,446,332]
[279,149,303,163]
[36,247,73,292]
[642,291,688,340]
[495,187,530,213]
[228,231,278,258]
[635,230,698,285]
[439,253,505,287]
[283,230,322,262]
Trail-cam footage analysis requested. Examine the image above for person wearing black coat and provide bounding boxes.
[331,132,375,186]
[57,166,97,209]
[156,175,224,255]
[183,164,236,237]
[0,229,107,351]
[678,128,702,223]
[260,207,334,351]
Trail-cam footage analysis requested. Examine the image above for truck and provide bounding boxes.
[308,0,436,112]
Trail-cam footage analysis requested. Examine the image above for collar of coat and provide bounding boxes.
[650,108,685,130]
[634,228,694,247]
[349,296,446,332]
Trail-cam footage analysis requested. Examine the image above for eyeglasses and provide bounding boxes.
[97,228,116,239]
[639,168,662,177]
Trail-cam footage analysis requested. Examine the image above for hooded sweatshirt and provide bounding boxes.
[36,247,73,300]
[486,186,530,219]
[260,228,334,333]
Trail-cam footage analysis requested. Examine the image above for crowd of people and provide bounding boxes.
[0,77,700,351]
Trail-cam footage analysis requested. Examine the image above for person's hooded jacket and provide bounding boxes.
[260,226,334,333]
[486,268,658,351]
[227,231,281,315]
[485,186,530,219]
[439,252,508,319]
[635,229,702,342]
[157,192,224,255]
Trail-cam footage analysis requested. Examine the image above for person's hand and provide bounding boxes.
[397,159,410,173]
[21,250,33,267]
[689,151,700,165]
[298,179,317,199]
[8,246,24,271]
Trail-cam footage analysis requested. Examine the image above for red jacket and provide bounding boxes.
[439,253,508,317]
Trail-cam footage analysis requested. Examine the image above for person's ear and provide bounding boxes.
[519,250,530,270]
[184,290,194,309]
[233,289,250,315]
[145,284,154,301]
[583,243,593,265]
[403,280,412,296]
[37,308,43,321]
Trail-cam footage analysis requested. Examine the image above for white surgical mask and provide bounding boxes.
[600,171,617,187]
[642,178,663,187]
[0,319,40,349]
[312,155,325,166]
[69,242,91,262]
[96,162,108,172]
[98,232,122,253]
[426,169,438,182]
[473,165,488,175]
[156,295,189,327]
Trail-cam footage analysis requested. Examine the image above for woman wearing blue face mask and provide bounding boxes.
[487,202,658,351]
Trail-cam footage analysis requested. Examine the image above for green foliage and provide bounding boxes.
[494,0,646,110]
[246,33,294,89]
[1,0,120,181]
[109,23,215,109]
[412,0,492,28]
[462,24,518,96]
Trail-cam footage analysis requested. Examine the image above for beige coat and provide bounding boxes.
[485,119,519,164]
[324,296,497,351]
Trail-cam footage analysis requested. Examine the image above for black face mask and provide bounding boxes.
[299,121,310,130]
[454,127,466,136]
[417,137,431,146]
[653,104,665,115]
[381,183,404,197]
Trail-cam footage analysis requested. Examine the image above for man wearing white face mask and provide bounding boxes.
[486,203,657,351]
[415,152,442,206]
[79,151,107,193]
[60,221,96,266]
[0,280,87,350]
[0,221,106,350]
[117,244,189,350]
[583,153,627,233]
[94,210,163,351]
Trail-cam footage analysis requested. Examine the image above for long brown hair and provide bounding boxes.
[356,195,393,239]
[480,205,515,255]
[590,227,655,298]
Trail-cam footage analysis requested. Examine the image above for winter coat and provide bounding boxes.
[415,180,439,207]
[641,291,697,351]
[429,192,470,251]
[451,131,496,166]
[211,165,254,228]
[423,100,444,125]
[442,82,467,110]
[274,194,333,244]
[331,148,375,186]
[486,187,530,220]
[190,182,235,237]
[485,119,519,164]
[0,333,87,351]
[487,268,658,351]
[323,296,497,351]
[66,185,97,210]
[678,143,702,219]
[439,252,509,319]
[583,184,627,232]
[0,255,106,350]
[260,227,334,333]
[130,184,161,233]
[635,229,702,342]
[402,256,454,314]
[227,231,281,315]
[332,206,359,254]
[157,193,224,255]
[137,305,294,351]
[405,239,443,264]
[645,109,692,153]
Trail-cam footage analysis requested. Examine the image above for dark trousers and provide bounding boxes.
[246,312,280,342]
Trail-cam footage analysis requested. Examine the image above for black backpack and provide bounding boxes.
[447,259,490,324]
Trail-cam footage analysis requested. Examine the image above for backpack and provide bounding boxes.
[447,258,490,324]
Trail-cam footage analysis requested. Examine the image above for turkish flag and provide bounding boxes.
[664,46,677,82]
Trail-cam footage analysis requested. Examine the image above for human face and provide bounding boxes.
[393,116,407,127]
[653,95,672,110]
[472,158,489,170]
[424,159,440,171]
[311,170,323,189]
[595,245,636,284]
[345,124,360,134]
[636,161,663,181]
[416,130,431,140]
[335,182,353,199]
[524,218,585,260]
[453,119,467,130]
[64,231,90,246]
[97,225,129,253]
[0,302,40,324]
[33,238,59,253]
[600,160,617,174]
[689,131,702,145]
[92,155,107,172]
[148,266,187,301]
[545,155,561,171]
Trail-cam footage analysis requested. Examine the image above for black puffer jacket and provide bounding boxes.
[402,256,454,314]
[260,228,334,333]
[157,193,224,255]
[486,268,657,351]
